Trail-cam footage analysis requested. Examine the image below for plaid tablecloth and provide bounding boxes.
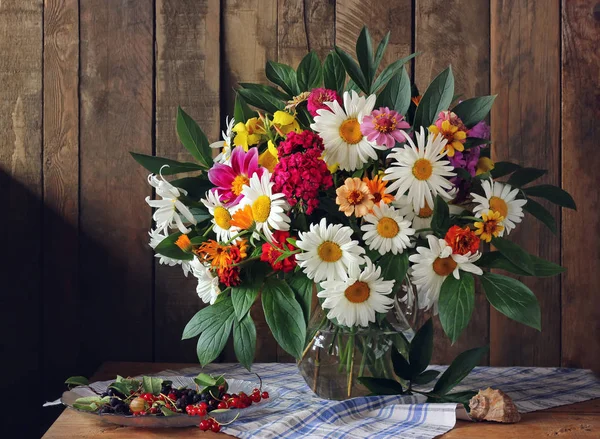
[145,363,600,439]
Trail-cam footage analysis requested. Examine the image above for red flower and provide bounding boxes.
[218,267,241,287]
[307,88,342,117]
[445,225,480,255]
[260,231,297,273]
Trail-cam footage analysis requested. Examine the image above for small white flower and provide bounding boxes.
[361,203,415,255]
[472,180,527,236]
[201,190,240,242]
[210,116,235,164]
[148,228,194,276]
[295,218,365,283]
[146,166,197,234]
[189,258,220,305]
[318,258,395,327]
[409,235,482,314]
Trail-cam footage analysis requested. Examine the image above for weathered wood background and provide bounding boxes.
[1,0,598,436]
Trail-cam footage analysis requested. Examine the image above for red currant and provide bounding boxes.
[139,411,147,416]
[250,393,261,403]
[198,420,210,431]
[217,401,228,410]
[167,392,176,400]
[222,393,230,400]
[261,391,270,399]
[253,388,260,393]
[197,408,207,417]
[149,407,158,414]
[230,397,241,408]
[218,385,226,392]
[185,404,194,413]
[211,422,221,433]
[199,402,208,410]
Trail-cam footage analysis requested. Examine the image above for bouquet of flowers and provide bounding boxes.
[133,28,574,398]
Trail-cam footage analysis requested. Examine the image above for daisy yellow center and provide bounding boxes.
[344,281,370,303]
[489,196,509,219]
[347,190,364,205]
[412,158,433,181]
[418,203,433,218]
[251,195,271,223]
[213,206,231,230]
[231,174,249,196]
[339,118,363,145]
[432,256,458,276]
[377,217,399,238]
[318,241,342,263]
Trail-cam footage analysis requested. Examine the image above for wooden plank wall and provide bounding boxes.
[1,1,599,435]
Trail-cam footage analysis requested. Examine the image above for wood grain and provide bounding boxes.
[490,0,561,367]
[0,2,43,436]
[222,0,279,362]
[42,0,80,405]
[416,0,491,365]
[561,0,600,372]
[79,0,154,367]
[154,0,220,363]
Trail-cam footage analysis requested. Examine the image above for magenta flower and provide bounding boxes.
[307,88,342,117]
[208,146,264,206]
[361,107,410,148]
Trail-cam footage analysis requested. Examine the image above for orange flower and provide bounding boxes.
[444,225,480,255]
[197,239,248,269]
[335,177,374,218]
[412,96,422,106]
[174,234,192,252]
[230,205,254,230]
[363,175,394,207]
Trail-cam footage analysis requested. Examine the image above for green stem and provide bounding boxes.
[202,224,214,237]
[414,227,433,234]
[223,230,248,245]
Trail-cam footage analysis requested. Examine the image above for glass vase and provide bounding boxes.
[298,275,419,400]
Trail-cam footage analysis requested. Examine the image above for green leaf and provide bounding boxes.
[231,285,260,322]
[413,67,454,129]
[391,347,413,380]
[481,273,541,330]
[334,46,368,93]
[431,195,450,235]
[261,278,307,359]
[297,51,322,91]
[491,237,535,275]
[142,376,163,395]
[375,67,411,117]
[524,185,576,210]
[371,53,419,93]
[438,274,475,344]
[154,232,194,261]
[477,252,565,277]
[74,396,108,404]
[411,369,441,385]
[523,198,557,234]
[196,298,236,366]
[357,377,405,395]
[130,152,204,175]
[490,161,521,179]
[234,92,257,123]
[373,31,390,74]
[108,382,131,397]
[190,206,211,224]
[65,376,89,387]
[239,82,289,100]
[432,346,489,395]
[356,26,375,88]
[160,406,178,416]
[463,138,492,150]
[507,167,547,187]
[346,78,361,93]
[237,88,285,114]
[452,95,497,128]
[193,373,217,387]
[73,402,101,412]
[233,312,257,371]
[288,272,314,326]
[182,296,235,340]
[176,107,212,169]
[323,51,346,96]
[409,318,434,375]
[427,390,476,406]
[378,252,409,290]
[169,176,212,199]
[265,60,298,96]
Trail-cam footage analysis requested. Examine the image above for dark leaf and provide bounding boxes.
[142,376,163,395]
[524,185,576,210]
[356,26,375,88]
[523,198,558,234]
[239,82,289,100]
[438,274,475,344]
[357,377,405,395]
[193,373,216,387]
[391,347,413,380]
[452,95,497,128]
[491,236,535,275]
[233,313,257,371]
[234,92,257,123]
[169,177,212,199]
[297,51,323,91]
[490,161,521,179]
[371,53,420,93]
[65,376,89,387]
[196,300,235,366]
[231,285,260,322]
[375,67,411,116]
[477,251,565,277]
[431,195,450,235]
[154,232,194,261]
[130,152,204,175]
[411,369,441,385]
[373,31,391,74]
[334,46,368,93]
[433,346,489,395]
[237,88,285,114]
[287,272,314,326]
[182,296,235,340]
[323,51,346,96]
[176,107,213,168]
[265,60,298,96]
[463,138,492,150]
[413,66,454,129]
[409,318,434,375]
[507,167,547,187]
[378,252,409,291]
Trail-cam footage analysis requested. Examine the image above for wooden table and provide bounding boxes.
[43,362,600,438]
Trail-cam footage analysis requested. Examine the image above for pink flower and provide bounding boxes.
[208,146,264,206]
[307,88,342,117]
[361,107,410,148]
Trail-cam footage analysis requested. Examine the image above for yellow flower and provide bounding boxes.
[474,210,504,243]
[429,119,467,157]
[327,162,339,174]
[272,111,301,136]
[258,140,279,172]
[476,157,495,175]
[232,117,264,150]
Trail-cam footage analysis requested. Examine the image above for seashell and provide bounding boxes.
[469,387,521,423]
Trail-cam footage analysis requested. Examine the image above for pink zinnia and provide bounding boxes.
[208,146,264,206]
[361,107,410,148]
[307,88,342,117]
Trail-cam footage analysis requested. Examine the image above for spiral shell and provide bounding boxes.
[469,387,521,423]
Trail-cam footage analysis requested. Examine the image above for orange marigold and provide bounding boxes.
[363,175,394,207]
[444,225,480,255]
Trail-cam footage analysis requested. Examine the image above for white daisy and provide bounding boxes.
[148,228,194,276]
[146,166,197,234]
[409,235,483,314]
[240,170,290,243]
[210,116,235,164]
[201,190,240,242]
[318,258,395,327]
[295,218,365,283]
[310,90,382,171]
[472,180,527,236]
[189,258,221,305]
[383,127,456,212]
[361,203,415,255]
